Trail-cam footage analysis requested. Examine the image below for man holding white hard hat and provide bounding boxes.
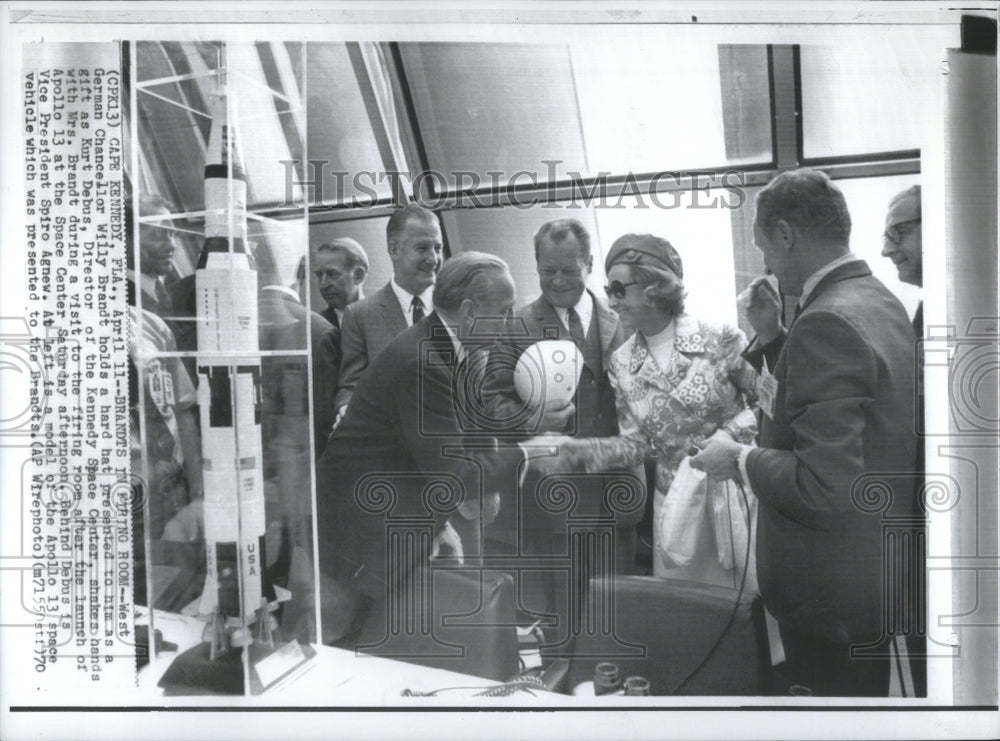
[483,218,637,659]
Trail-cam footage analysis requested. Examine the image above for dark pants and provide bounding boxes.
[778,624,891,697]
[449,514,483,564]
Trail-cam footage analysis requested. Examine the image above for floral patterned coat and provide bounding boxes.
[582,314,759,500]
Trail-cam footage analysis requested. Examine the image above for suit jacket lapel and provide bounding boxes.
[531,297,566,340]
[375,281,407,336]
[629,333,676,397]
[423,312,458,370]
[628,316,703,406]
[777,259,872,373]
[592,290,622,358]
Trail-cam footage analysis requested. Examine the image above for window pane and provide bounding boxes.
[307,43,394,206]
[801,43,941,159]
[399,43,589,191]
[136,42,305,211]
[836,175,922,319]
[441,206,603,307]
[572,42,772,175]
[594,189,742,328]
[731,177,922,326]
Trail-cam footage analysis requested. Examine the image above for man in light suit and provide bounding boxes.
[316,253,533,638]
[693,168,917,696]
[333,203,443,418]
[484,218,637,657]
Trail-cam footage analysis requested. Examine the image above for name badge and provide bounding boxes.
[148,360,175,414]
[758,358,778,421]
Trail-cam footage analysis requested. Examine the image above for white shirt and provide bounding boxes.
[552,289,594,338]
[391,277,434,327]
[642,320,677,370]
[128,269,168,306]
[440,320,465,363]
[798,252,859,309]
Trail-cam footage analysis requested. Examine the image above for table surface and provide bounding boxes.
[138,609,555,704]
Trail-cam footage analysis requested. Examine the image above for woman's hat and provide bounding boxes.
[604,234,684,279]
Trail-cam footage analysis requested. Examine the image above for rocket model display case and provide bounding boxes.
[129,41,319,695]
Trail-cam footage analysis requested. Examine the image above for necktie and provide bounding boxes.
[411,296,425,324]
[329,309,340,330]
[567,306,586,350]
[154,280,173,316]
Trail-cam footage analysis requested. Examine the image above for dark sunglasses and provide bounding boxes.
[882,218,921,245]
[603,280,639,299]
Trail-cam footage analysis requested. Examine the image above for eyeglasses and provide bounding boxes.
[604,280,639,299]
[882,219,921,245]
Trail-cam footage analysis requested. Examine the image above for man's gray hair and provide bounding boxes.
[316,237,369,274]
[433,252,511,313]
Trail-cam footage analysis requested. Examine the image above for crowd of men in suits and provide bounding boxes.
[131,168,925,696]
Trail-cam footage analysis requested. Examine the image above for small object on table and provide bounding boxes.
[624,676,651,696]
[573,661,625,696]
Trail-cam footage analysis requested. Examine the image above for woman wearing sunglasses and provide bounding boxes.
[537,233,761,588]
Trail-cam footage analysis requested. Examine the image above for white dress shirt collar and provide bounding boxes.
[552,289,594,337]
[390,276,434,326]
[798,252,859,308]
[440,321,465,362]
[131,270,165,302]
[642,318,677,371]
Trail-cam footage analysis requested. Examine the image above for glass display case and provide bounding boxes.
[129,40,319,695]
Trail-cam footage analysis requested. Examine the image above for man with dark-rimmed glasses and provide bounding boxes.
[881,185,923,334]
[882,183,926,697]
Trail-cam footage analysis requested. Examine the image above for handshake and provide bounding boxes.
[517,397,586,475]
[519,432,586,477]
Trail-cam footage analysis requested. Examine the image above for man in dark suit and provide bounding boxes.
[693,168,917,696]
[312,237,369,330]
[334,203,443,418]
[128,194,181,320]
[483,218,638,656]
[881,183,926,696]
[257,279,340,459]
[316,252,533,638]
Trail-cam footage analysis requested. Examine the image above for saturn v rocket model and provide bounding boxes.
[194,90,272,636]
